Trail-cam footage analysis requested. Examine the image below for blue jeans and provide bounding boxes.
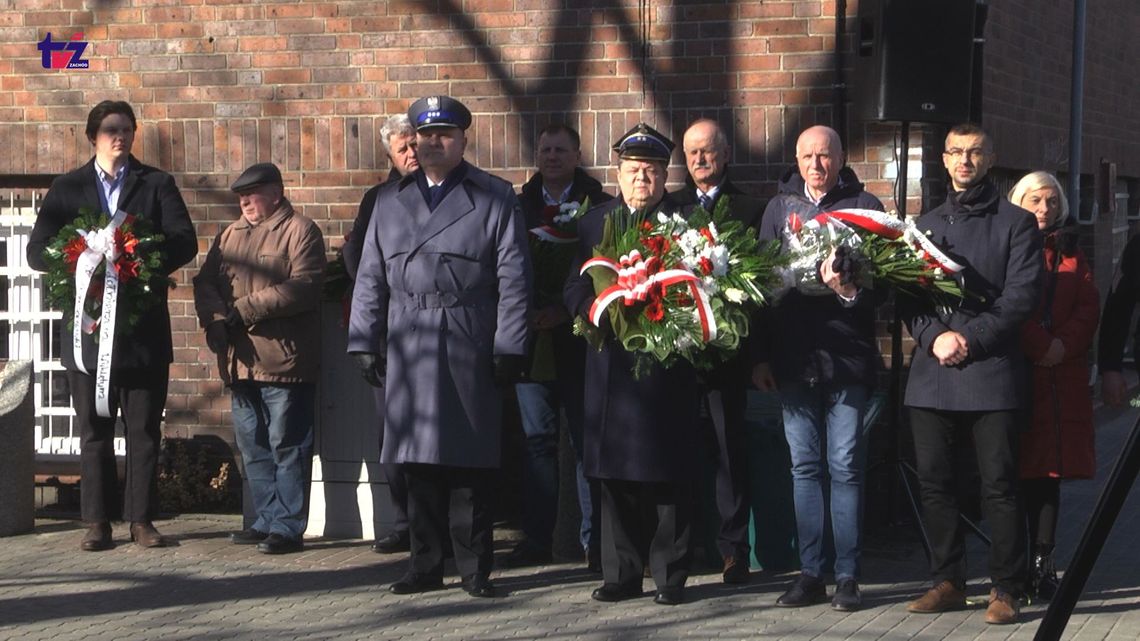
[515,381,594,551]
[231,382,315,540]
[780,381,869,581]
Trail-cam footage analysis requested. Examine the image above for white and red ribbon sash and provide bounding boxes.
[72,209,128,417]
[810,208,964,274]
[809,208,907,240]
[580,253,718,343]
[528,225,578,243]
[904,226,965,274]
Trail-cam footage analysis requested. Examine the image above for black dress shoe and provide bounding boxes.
[370,530,410,554]
[501,540,552,568]
[832,578,862,611]
[654,586,685,606]
[591,582,643,602]
[257,533,304,555]
[389,573,445,594]
[80,522,113,552]
[230,528,270,545]
[461,573,497,598]
[776,573,827,607]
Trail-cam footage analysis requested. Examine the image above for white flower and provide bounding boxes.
[560,201,580,213]
[932,267,944,277]
[657,212,670,224]
[707,221,719,241]
[709,245,729,277]
[678,229,704,255]
[701,276,719,295]
[724,287,745,303]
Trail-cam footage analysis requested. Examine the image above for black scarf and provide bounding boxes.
[947,177,999,215]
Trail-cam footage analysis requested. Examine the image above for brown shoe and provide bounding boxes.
[129,521,169,548]
[80,522,113,552]
[985,588,1019,624]
[907,580,966,613]
[722,556,750,584]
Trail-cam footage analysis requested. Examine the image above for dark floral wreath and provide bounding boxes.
[40,206,171,340]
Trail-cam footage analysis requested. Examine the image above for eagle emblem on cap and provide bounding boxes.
[427,96,440,109]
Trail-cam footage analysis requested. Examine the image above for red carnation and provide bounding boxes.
[641,221,653,232]
[700,227,715,243]
[62,237,86,271]
[699,256,714,275]
[116,256,141,282]
[116,229,139,256]
[644,298,665,322]
[642,234,671,256]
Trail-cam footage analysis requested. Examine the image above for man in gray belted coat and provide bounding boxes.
[348,95,531,598]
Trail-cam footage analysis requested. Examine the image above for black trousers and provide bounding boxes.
[372,387,408,534]
[909,407,1027,595]
[69,368,168,523]
[403,463,494,579]
[599,478,692,590]
[704,385,751,560]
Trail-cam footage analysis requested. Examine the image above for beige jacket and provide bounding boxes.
[193,198,326,384]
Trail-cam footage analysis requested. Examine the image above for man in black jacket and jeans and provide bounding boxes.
[755,125,884,611]
[902,123,1040,625]
[504,123,611,569]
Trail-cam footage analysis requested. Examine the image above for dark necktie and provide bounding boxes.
[698,193,713,211]
[427,184,442,209]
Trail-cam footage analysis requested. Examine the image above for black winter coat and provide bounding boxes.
[755,166,885,386]
[343,167,402,280]
[902,179,1043,411]
[563,195,702,483]
[27,156,198,374]
[517,168,612,383]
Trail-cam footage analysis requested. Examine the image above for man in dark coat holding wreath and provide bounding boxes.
[27,100,197,552]
[564,123,701,606]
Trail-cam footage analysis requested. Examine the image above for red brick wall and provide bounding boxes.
[983,0,1140,178]
[3,0,1135,441]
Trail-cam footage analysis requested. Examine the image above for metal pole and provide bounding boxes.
[1034,413,1140,641]
[1066,0,1086,218]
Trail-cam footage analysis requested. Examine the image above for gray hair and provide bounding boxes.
[380,114,415,154]
[1008,170,1069,224]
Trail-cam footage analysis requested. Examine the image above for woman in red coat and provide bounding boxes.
[1011,171,1100,600]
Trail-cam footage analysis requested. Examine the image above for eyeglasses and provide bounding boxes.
[943,147,987,160]
[98,126,135,137]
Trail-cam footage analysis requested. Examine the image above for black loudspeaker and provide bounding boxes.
[854,0,979,124]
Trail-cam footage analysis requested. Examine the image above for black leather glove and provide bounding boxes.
[205,321,228,354]
[351,352,386,388]
[224,306,245,329]
[493,354,527,387]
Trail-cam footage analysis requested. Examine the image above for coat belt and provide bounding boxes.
[391,288,494,309]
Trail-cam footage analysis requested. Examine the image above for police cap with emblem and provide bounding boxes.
[612,123,675,162]
[407,95,472,131]
[230,162,283,193]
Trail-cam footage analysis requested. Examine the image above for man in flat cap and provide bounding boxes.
[193,162,326,555]
[564,123,702,606]
[348,95,531,598]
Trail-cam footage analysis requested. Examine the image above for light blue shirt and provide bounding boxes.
[542,182,573,206]
[95,162,127,215]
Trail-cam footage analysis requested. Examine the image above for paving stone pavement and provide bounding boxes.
[2,406,1138,641]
